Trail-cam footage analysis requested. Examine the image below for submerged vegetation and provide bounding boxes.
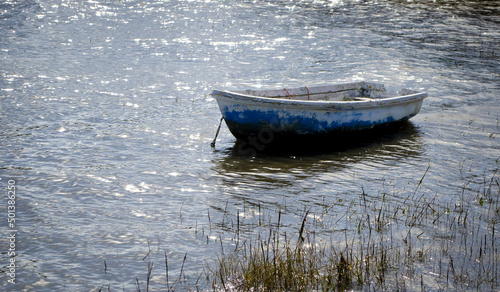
[207,165,500,291]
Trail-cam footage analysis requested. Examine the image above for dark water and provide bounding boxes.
[0,0,499,290]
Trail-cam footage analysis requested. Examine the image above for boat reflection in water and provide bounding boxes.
[212,121,424,193]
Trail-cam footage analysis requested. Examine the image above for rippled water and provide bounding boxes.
[1,0,499,290]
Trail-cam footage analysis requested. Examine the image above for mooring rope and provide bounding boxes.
[210,116,224,147]
[305,86,310,100]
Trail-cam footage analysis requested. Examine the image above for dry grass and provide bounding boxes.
[207,165,500,291]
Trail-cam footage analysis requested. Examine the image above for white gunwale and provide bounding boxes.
[212,82,426,111]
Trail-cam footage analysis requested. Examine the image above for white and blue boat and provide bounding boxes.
[212,82,427,140]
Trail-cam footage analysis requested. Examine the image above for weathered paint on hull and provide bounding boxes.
[219,100,422,139]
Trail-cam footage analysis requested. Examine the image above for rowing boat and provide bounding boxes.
[212,81,427,140]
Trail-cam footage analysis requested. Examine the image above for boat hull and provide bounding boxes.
[212,82,426,140]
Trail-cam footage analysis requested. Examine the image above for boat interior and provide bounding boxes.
[234,83,412,102]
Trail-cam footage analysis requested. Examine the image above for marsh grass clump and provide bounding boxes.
[210,231,347,291]
[208,211,401,291]
[208,166,500,291]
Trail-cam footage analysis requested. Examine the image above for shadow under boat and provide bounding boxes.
[228,120,423,157]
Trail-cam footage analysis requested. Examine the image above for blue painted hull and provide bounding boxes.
[212,82,427,140]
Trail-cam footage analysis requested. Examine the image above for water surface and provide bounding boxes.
[1,0,499,290]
